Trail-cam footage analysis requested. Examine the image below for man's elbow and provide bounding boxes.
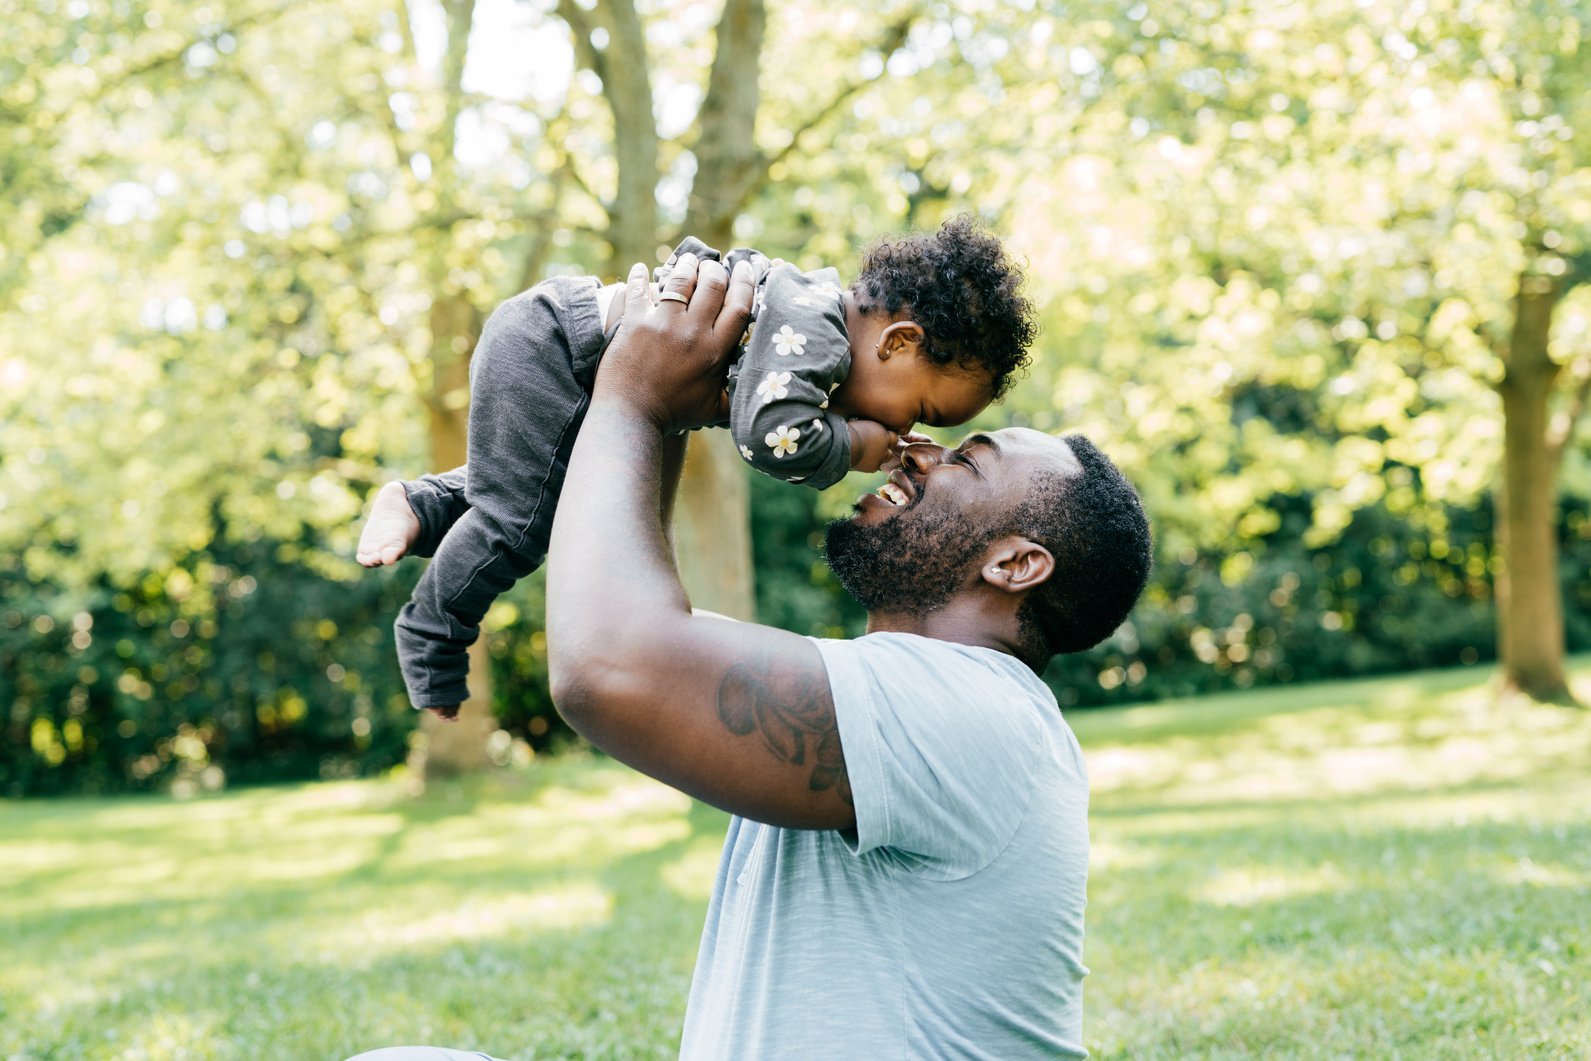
[547,638,644,731]
[548,657,604,728]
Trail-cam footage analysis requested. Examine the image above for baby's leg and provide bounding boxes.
[355,482,420,568]
[394,278,604,711]
[355,468,467,567]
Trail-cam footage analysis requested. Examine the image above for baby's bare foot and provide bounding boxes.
[356,481,420,567]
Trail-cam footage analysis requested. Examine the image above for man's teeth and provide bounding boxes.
[877,483,908,506]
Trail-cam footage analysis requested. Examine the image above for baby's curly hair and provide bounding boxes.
[852,215,1036,400]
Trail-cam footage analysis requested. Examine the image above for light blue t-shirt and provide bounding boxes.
[678,632,1091,1060]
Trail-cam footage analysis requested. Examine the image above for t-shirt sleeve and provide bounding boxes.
[816,637,1044,881]
[728,262,853,490]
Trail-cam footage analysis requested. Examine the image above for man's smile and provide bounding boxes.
[856,468,921,516]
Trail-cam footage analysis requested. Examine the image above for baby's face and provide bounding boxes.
[829,349,994,435]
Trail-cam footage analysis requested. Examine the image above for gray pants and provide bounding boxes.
[393,276,606,709]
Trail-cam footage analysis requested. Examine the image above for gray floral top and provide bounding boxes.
[661,237,854,490]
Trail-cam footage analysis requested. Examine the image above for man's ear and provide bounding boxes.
[875,320,925,361]
[980,536,1055,595]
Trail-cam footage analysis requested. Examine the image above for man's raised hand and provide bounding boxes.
[598,252,756,434]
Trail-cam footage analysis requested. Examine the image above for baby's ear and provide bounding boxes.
[878,320,926,360]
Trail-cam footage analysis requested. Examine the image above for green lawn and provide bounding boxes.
[3,660,1589,1060]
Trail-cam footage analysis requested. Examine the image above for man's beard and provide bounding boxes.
[823,500,992,615]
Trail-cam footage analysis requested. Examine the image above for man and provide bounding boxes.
[350,252,1151,1060]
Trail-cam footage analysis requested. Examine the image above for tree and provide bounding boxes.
[994,0,1590,703]
[1,0,964,778]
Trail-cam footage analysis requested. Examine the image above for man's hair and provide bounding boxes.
[1009,435,1152,666]
[853,215,1036,399]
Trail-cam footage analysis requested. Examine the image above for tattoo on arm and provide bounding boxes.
[716,649,853,807]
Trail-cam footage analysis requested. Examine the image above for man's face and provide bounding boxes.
[823,428,1082,613]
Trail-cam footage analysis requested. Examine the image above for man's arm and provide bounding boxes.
[545,256,856,830]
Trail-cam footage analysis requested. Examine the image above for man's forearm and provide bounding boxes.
[660,432,688,553]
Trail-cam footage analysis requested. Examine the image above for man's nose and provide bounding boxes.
[899,442,952,474]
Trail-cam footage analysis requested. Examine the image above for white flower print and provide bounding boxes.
[773,325,807,357]
[766,425,801,458]
[756,370,793,405]
[738,444,755,462]
[791,296,815,307]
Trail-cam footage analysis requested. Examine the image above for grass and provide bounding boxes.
[3,659,1589,1060]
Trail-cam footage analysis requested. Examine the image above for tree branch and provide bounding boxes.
[436,0,479,171]
[764,13,917,174]
[555,0,659,269]
[683,0,766,243]
[14,2,305,132]
[693,10,918,229]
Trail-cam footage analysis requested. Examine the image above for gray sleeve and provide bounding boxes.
[728,263,853,490]
[655,237,772,287]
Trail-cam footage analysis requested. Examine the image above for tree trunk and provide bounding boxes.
[685,0,767,242]
[673,434,756,618]
[414,291,497,776]
[668,0,767,621]
[563,0,660,273]
[1493,273,1572,704]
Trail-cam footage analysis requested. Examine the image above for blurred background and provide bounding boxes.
[3,0,1588,793]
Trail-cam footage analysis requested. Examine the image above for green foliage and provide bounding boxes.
[4,667,1588,1057]
[1045,491,1591,706]
[749,469,1591,707]
[0,535,416,797]
[987,0,1591,552]
[6,0,1591,790]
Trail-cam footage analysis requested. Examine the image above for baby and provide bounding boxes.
[358,216,1036,717]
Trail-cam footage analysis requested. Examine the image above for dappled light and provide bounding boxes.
[1195,863,1353,909]
[659,842,727,902]
[318,884,617,955]
[6,664,1588,1055]
[1,758,723,1057]
[1083,666,1591,807]
[5,0,1591,1054]
[1075,659,1591,1056]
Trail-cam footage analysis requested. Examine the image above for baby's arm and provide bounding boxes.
[845,420,899,473]
[728,263,856,490]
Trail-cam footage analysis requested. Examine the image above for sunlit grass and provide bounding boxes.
[3,659,1589,1059]
[1071,657,1591,1059]
[0,756,721,1060]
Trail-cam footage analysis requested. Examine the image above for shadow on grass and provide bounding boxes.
[2,761,732,1059]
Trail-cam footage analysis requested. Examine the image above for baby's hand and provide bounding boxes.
[847,419,900,473]
[879,431,935,473]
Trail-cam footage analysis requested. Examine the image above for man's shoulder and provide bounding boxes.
[816,631,1038,681]
[815,632,1056,721]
